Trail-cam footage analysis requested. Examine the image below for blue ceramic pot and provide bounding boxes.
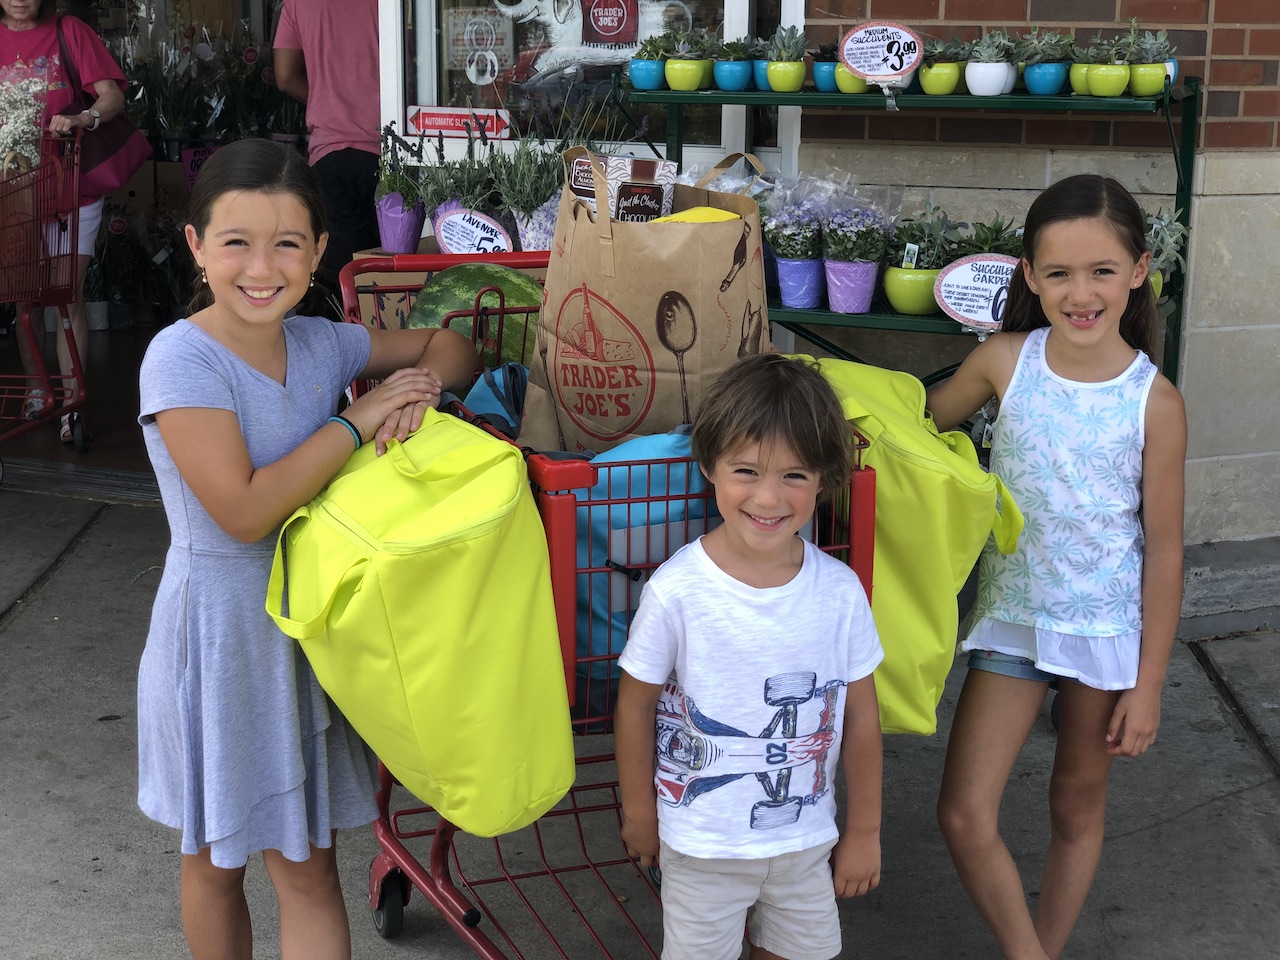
[713,60,752,92]
[629,58,665,91]
[752,59,771,92]
[774,257,824,309]
[812,61,838,92]
[1023,61,1069,96]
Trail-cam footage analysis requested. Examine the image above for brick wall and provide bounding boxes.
[804,0,1280,150]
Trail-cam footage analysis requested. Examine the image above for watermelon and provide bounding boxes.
[404,263,543,365]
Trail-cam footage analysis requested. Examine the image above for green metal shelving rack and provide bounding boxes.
[625,79,1201,383]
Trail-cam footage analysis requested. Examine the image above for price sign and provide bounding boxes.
[839,21,924,82]
[935,254,1020,332]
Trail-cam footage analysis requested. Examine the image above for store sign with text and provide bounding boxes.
[935,255,1020,332]
[407,106,511,139]
[839,21,923,82]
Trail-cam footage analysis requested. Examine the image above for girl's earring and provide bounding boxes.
[309,274,315,288]
[200,269,208,285]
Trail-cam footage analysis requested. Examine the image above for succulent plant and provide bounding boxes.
[1129,30,1175,65]
[715,37,752,62]
[969,30,1015,64]
[810,41,839,63]
[635,34,670,61]
[668,38,701,61]
[1016,28,1075,65]
[1146,208,1188,276]
[957,212,1023,258]
[889,202,968,270]
[923,37,959,65]
[766,25,808,63]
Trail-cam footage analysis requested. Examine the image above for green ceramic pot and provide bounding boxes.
[920,63,960,95]
[665,59,704,92]
[1128,63,1168,97]
[835,63,868,93]
[766,61,807,93]
[1069,62,1091,95]
[1087,63,1130,97]
[883,267,942,316]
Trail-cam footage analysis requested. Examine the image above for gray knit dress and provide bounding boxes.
[136,316,379,868]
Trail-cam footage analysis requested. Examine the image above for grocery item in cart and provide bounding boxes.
[404,261,543,364]
[267,408,574,836]
[521,149,769,454]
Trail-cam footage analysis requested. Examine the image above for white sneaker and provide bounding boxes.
[22,388,50,419]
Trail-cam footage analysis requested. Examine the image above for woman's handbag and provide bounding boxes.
[55,17,152,198]
[266,408,575,837]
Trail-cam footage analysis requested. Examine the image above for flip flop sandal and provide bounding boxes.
[60,414,74,443]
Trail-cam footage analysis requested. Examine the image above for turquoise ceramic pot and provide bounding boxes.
[752,59,771,91]
[713,60,752,92]
[629,58,665,91]
[1024,61,1069,95]
[812,61,838,92]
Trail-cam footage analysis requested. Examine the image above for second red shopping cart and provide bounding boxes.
[340,253,875,959]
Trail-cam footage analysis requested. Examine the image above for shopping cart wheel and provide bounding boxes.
[70,413,90,454]
[372,870,407,940]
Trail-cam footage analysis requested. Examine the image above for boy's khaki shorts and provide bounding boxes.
[658,837,841,960]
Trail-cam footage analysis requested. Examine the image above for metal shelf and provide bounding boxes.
[620,78,1201,382]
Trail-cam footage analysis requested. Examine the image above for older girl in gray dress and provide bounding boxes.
[136,139,477,960]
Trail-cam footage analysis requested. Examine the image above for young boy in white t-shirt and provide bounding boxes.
[615,354,884,960]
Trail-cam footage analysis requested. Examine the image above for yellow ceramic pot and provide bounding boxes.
[835,63,868,93]
[1069,62,1091,95]
[767,61,807,93]
[1087,63,1130,97]
[664,59,704,92]
[1128,63,1168,96]
[920,63,960,95]
[883,267,942,316]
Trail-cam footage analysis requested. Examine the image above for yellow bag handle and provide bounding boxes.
[265,506,369,640]
[989,475,1024,555]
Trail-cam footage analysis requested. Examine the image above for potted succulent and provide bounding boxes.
[1088,26,1132,97]
[629,33,669,91]
[766,25,808,94]
[375,123,427,254]
[763,197,824,309]
[713,38,753,92]
[884,202,966,315]
[1145,208,1187,300]
[664,34,707,92]
[1128,29,1175,96]
[1018,28,1074,95]
[1070,37,1106,96]
[821,206,889,314]
[750,37,772,92]
[691,27,718,88]
[810,41,840,93]
[920,37,961,96]
[957,212,1023,258]
[965,31,1015,97]
[951,38,973,94]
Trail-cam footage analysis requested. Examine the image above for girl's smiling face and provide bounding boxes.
[1023,216,1149,349]
[185,190,326,331]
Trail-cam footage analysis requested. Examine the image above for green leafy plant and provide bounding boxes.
[823,208,889,263]
[489,137,562,218]
[635,34,670,61]
[923,37,958,66]
[969,30,1015,64]
[957,212,1022,258]
[889,202,967,270]
[1016,28,1074,65]
[1071,35,1108,65]
[810,41,839,63]
[715,38,752,62]
[767,25,808,63]
[418,123,497,215]
[1129,30,1175,64]
[949,38,974,62]
[668,38,701,61]
[1112,17,1142,64]
[1146,208,1188,276]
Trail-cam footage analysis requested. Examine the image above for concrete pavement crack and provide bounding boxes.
[0,503,108,629]
[1187,639,1280,780]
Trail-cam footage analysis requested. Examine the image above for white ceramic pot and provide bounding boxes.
[965,62,1008,97]
[1001,62,1018,94]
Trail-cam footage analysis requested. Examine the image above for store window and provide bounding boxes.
[399,0,780,152]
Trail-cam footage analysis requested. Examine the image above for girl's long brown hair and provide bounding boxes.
[1001,174,1157,359]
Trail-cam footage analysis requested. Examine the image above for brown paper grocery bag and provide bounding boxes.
[519,148,770,454]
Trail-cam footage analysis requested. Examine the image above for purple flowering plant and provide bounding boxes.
[823,206,889,263]
[762,194,824,260]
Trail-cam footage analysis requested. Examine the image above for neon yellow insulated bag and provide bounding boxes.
[267,408,574,837]
[807,357,1023,735]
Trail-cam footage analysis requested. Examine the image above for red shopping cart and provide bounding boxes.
[340,254,876,958]
[0,134,88,465]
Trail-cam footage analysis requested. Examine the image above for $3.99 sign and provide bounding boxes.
[839,21,924,82]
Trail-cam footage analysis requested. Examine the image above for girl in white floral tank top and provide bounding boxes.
[926,175,1186,960]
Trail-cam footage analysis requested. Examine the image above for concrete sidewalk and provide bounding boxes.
[1,485,1277,959]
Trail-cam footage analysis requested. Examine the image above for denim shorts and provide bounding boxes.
[967,648,1059,684]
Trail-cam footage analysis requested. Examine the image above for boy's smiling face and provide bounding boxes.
[701,435,820,565]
